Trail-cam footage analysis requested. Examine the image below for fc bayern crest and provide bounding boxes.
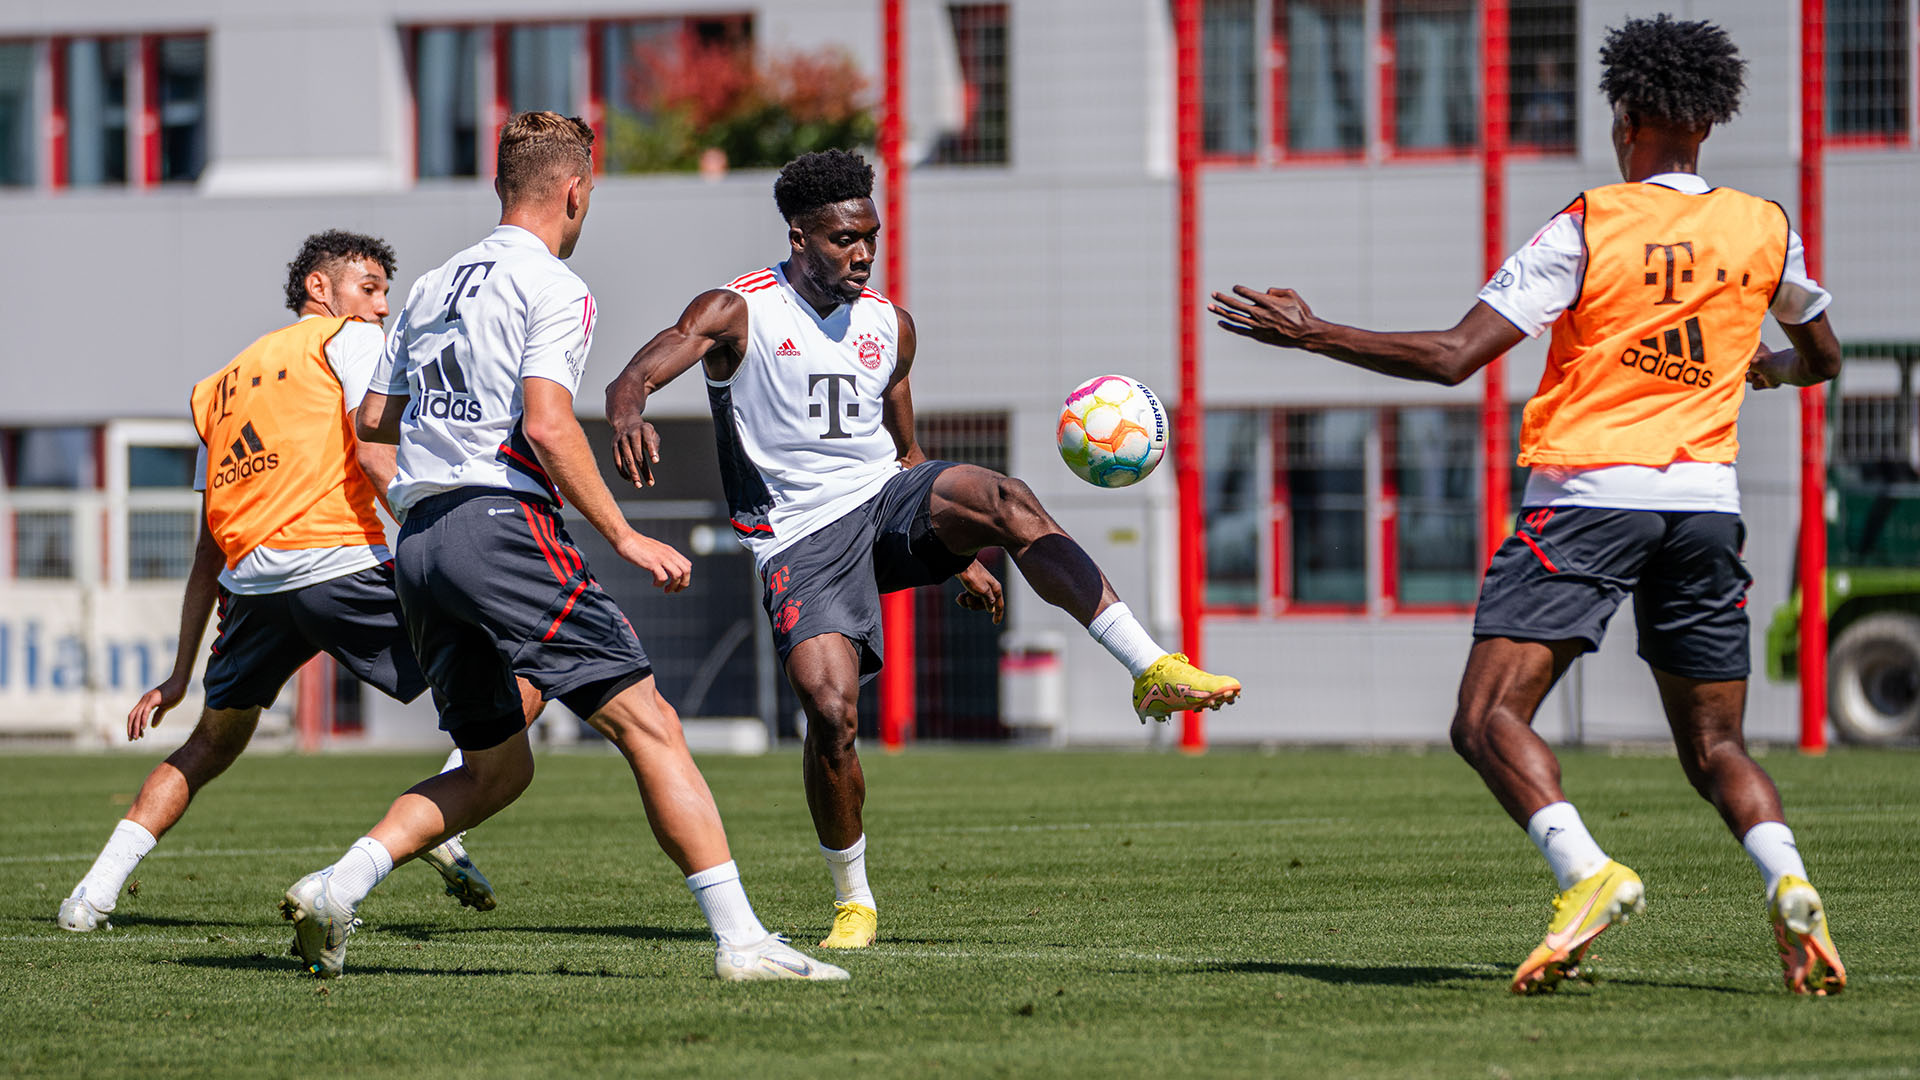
[855,333,885,370]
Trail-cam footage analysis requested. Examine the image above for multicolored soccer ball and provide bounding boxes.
[1056,375,1169,488]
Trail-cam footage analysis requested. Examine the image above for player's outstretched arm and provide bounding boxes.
[1209,286,1525,387]
[1747,312,1843,390]
[524,376,692,592]
[605,289,750,487]
[881,306,926,468]
[129,492,225,740]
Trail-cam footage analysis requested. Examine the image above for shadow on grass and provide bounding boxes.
[370,922,712,944]
[1211,960,1501,988]
[169,953,662,980]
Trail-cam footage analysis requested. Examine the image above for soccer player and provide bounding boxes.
[1209,15,1847,995]
[604,149,1243,951]
[282,112,844,982]
[58,231,495,934]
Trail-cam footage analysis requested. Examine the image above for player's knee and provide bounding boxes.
[597,697,686,756]
[175,709,258,777]
[802,691,859,755]
[1449,704,1501,763]
[991,475,1043,530]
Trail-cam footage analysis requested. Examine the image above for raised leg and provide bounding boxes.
[929,464,1115,625]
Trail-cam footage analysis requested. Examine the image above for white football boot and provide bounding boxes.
[715,934,850,982]
[418,832,496,912]
[57,889,111,932]
[281,871,362,978]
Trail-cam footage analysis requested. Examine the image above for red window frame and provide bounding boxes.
[1379,0,1478,162]
[1824,0,1918,150]
[1269,0,1367,164]
[1270,409,1369,616]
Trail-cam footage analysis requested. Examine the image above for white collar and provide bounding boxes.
[1642,172,1710,194]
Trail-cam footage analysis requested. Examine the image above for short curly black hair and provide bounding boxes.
[284,229,397,315]
[773,150,874,223]
[1599,14,1746,130]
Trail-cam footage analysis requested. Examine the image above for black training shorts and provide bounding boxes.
[1473,506,1754,680]
[202,563,427,710]
[760,461,973,678]
[394,487,652,751]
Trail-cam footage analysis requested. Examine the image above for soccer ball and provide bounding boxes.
[1056,375,1169,488]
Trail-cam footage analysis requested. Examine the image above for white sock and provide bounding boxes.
[440,747,464,774]
[685,860,769,947]
[324,836,394,911]
[71,819,158,913]
[1742,821,1808,899]
[1087,602,1166,679]
[821,835,875,908]
[1526,802,1611,891]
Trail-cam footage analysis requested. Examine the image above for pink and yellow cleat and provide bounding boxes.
[1132,654,1241,723]
[1770,875,1846,996]
[1511,860,1645,994]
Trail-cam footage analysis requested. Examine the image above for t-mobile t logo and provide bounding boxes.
[808,373,860,439]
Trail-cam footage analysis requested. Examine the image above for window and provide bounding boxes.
[1202,0,1259,157]
[1204,411,1261,608]
[1509,0,1577,152]
[0,43,33,186]
[412,28,482,179]
[932,4,1010,165]
[598,15,755,175]
[1276,0,1365,157]
[63,37,129,186]
[508,24,580,116]
[1278,410,1369,607]
[3,427,98,582]
[154,36,208,182]
[1828,0,1911,142]
[1386,0,1477,153]
[1387,407,1479,607]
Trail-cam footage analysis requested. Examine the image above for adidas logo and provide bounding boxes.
[775,338,802,357]
[209,422,280,488]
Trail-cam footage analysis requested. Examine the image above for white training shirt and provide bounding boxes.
[193,314,391,595]
[1476,172,1833,514]
[373,225,596,518]
[709,263,903,569]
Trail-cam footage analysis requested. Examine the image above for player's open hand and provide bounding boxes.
[1209,286,1317,348]
[617,531,693,593]
[955,560,1004,624]
[128,674,189,741]
[611,417,662,488]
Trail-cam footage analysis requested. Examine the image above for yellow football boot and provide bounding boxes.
[1770,875,1846,996]
[1511,860,1645,994]
[1132,653,1242,722]
[818,901,877,949]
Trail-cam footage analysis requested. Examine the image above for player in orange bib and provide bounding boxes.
[59,232,497,934]
[1210,16,1846,995]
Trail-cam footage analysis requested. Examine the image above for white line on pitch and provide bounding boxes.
[894,817,1348,835]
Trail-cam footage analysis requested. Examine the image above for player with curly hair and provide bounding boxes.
[607,148,1242,951]
[59,230,500,935]
[1210,15,1847,994]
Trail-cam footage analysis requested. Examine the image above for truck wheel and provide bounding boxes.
[1829,613,1920,744]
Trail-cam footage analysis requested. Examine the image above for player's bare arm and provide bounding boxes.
[1746,312,1844,390]
[128,491,225,741]
[346,406,398,516]
[355,389,407,445]
[605,289,751,488]
[1209,287,1526,387]
[881,305,926,468]
[523,375,692,592]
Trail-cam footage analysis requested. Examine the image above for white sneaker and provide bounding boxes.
[280,871,361,978]
[418,833,496,912]
[715,933,850,982]
[57,890,110,932]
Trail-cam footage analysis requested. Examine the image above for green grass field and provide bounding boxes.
[1,745,1915,1078]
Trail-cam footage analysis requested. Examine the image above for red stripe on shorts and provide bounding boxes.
[1518,533,1559,573]
[521,501,567,583]
[543,580,589,641]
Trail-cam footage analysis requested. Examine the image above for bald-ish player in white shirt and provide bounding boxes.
[281,112,844,982]
[59,231,494,935]
[605,150,1243,952]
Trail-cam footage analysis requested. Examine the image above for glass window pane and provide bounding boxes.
[1205,410,1261,608]
[1828,0,1909,137]
[933,4,1011,165]
[128,510,196,580]
[128,445,196,488]
[14,511,74,579]
[414,27,479,178]
[1283,0,1365,154]
[0,43,34,187]
[1509,0,1576,152]
[66,37,128,186]
[1202,0,1258,155]
[1393,407,1479,606]
[1283,410,1367,606]
[157,36,207,182]
[1388,0,1476,151]
[508,24,580,116]
[9,428,96,489]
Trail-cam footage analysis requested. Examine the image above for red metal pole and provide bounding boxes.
[879,0,914,752]
[1175,0,1206,752]
[1479,0,1511,566]
[1798,0,1829,754]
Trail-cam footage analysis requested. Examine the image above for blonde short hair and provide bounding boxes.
[496,111,595,207]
